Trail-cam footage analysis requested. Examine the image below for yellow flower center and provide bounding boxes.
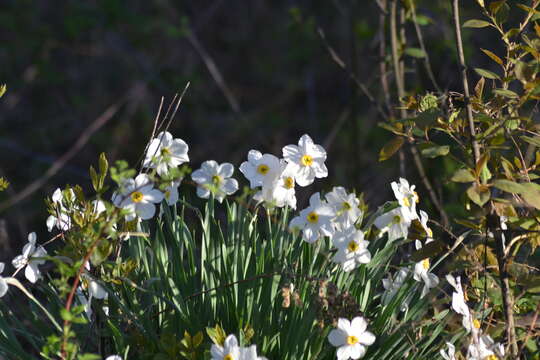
[342,202,352,211]
[473,318,481,329]
[301,154,313,166]
[346,335,358,345]
[392,215,401,224]
[224,354,234,360]
[422,258,430,270]
[403,197,411,207]
[257,164,270,175]
[347,241,359,252]
[307,212,319,224]
[284,176,294,189]
[160,147,171,156]
[484,355,498,360]
[426,228,433,237]
[131,191,144,203]
[212,175,222,185]
[164,190,170,200]
[414,191,419,203]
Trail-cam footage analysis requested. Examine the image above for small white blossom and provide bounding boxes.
[239,150,281,189]
[328,317,376,360]
[413,240,439,298]
[440,342,456,360]
[289,192,335,243]
[326,187,362,230]
[332,227,371,272]
[105,356,122,360]
[12,232,47,283]
[142,131,189,176]
[282,134,328,187]
[0,263,9,298]
[46,188,74,232]
[163,180,181,206]
[446,274,470,318]
[418,210,433,238]
[112,174,164,220]
[467,335,502,360]
[211,334,241,360]
[381,268,410,311]
[373,207,411,242]
[253,161,297,209]
[192,161,239,203]
[391,178,419,222]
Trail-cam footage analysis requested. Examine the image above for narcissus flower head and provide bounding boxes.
[326,187,362,230]
[239,150,281,189]
[328,316,376,359]
[191,160,239,203]
[143,131,189,176]
[12,232,47,283]
[373,207,411,242]
[253,161,297,209]
[331,227,371,272]
[289,192,335,243]
[391,178,419,222]
[282,134,328,187]
[413,239,439,298]
[112,174,164,220]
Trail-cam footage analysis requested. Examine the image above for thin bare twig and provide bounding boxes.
[186,28,242,117]
[317,27,389,120]
[0,91,131,213]
[451,0,480,165]
[410,1,442,93]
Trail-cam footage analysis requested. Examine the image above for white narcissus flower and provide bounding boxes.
[332,227,371,272]
[142,131,189,176]
[289,192,335,243]
[12,232,47,283]
[211,334,241,360]
[163,180,181,206]
[391,178,419,222]
[112,174,164,221]
[440,342,456,360]
[253,161,297,209]
[467,335,501,360]
[418,210,433,238]
[446,274,470,319]
[239,150,281,189]
[46,188,73,232]
[413,240,439,298]
[105,356,122,360]
[373,207,411,242]
[192,161,239,203]
[381,268,410,311]
[328,317,376,360]
[0,262,8,298]
[325,187,362,231]
[282,134,328,187]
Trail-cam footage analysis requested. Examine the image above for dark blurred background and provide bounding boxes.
[0,0,500,258]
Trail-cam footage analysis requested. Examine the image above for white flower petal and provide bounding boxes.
[328,329,347,346]
[136,202,156,220]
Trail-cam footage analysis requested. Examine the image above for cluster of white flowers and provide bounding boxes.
[113,131,189,220]
[444,274,505,360]
[211,334,267,360]
[375,179,439,306]
[1,130,511,360]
